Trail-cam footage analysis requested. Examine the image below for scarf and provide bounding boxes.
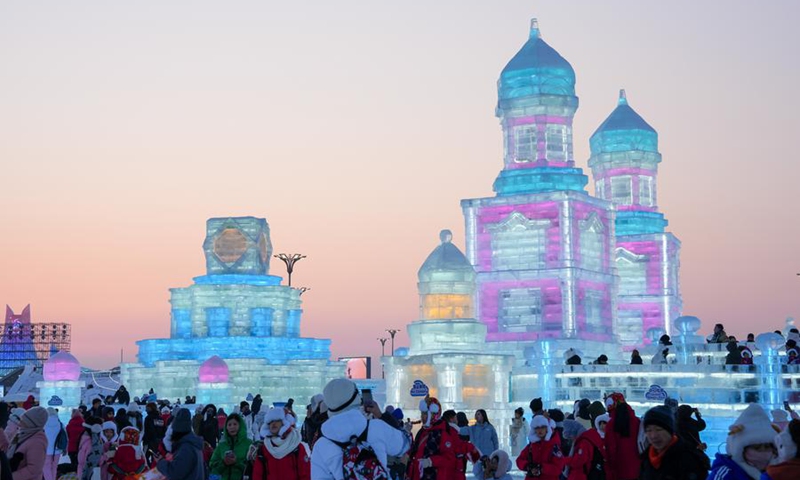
[647,435,678,470]
[264,426,301,460]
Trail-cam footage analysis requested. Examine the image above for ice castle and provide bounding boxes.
[121,217,343,410]
[384,19,800,452]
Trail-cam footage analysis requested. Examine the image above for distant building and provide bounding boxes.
[0,304,72,377]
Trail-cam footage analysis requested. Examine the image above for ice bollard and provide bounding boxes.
[755,332,784,410]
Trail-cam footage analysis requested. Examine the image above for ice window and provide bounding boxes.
[616,250,648,295]
[584,291,603,332]
[498,288,542,333]
[639,176,654,207]
[491,226,547,270]
[595,180,605,200]
[611,176,633,205]
[545,124,567,162]
[514,126,538,163]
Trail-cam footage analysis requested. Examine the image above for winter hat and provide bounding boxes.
[160,406,170,415]
[594,413,610,432]
[309,394,327,414]
[323,378,361,417]
[588,401,607,425]
[528,415,553,443]
[392,408,404,422]
[102,421,117,432]
[726,404,781,479]
[530,397,543,413]
[126,403,140,414]
[119,427,143,459]
[419,398,441,427]
[659,334,673,346]
[605,392,626,411]
[264,408,286,425]
[171,407,192,434]
[562,419,586,441]
[20,407,48,430]
[643,406,675,435]
[775,420,799,462]
[490,449,512,477]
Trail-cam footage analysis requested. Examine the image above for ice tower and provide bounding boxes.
[383,231,513,429]
[122,216,343,404]
[461,19,616,356]
[588,90,682,346]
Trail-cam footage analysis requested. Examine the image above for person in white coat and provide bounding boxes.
[310,378,409,480]
[43,408,63,480]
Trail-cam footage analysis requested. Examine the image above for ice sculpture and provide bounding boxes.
[461,18,616,363]
[197,356,232,411]
[384,231,515,444]
[588,90,682,347]
[37,351,85,422]
[121,216,344,406]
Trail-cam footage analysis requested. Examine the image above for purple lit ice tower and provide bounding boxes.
[462,19,616,346]
[589,90,682,348]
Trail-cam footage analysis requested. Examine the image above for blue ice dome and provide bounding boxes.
[498,18,576,102]
[417,230,476,284]
[590,90,658,154]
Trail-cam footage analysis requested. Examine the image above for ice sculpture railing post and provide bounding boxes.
[755,332,784,410]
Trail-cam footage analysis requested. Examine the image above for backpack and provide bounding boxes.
[327,421,389,480]
[55,421,69,453]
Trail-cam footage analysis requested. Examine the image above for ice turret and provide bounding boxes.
[43,351,80,382]
[589,90,666,235]
[493,18,587,196]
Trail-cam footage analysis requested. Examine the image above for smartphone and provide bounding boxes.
[784,401,791,411]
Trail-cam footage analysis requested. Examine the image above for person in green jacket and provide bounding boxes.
[209,413,252,480]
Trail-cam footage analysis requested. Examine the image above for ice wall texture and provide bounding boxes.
[588,91,682,343]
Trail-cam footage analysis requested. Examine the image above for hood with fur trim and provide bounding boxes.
[490,449,512,477]
[726,404,781,479]
[528,415,553,443]
[775,425,798,462]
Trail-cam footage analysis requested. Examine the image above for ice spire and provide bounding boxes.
[618,88,627,105]
[529,18,540,38]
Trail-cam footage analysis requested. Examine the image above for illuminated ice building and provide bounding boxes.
[121,217,343,410]
[385,19,800,453]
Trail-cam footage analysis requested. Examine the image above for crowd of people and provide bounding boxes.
[563,326,800,367]
[0,378,799,480]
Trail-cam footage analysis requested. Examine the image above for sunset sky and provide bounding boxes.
[1,1,799,370]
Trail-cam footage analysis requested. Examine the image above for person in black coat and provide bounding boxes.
[143,402,166,459]
[200,404,219,448]
[250,395,262,417]
[676,404,706,450]
[111,386,130,405]
[156,409,205,480]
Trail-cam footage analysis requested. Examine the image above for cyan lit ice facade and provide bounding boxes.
[122,217,343,408]
[461,20,618,350]
[589,90,681,348]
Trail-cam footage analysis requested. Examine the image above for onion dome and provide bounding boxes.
[43,351,81,382]
[418,230,475,284]
[199,355,229,383]
[498,19,576,102]
[590,89,658,154]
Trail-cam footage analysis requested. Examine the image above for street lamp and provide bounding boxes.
[274,253,306,287]
[386,329,399,356]
[378,337,388,379]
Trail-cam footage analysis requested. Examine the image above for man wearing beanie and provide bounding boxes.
[310,378,409,479]
[639,406,708,480]
[709,403,781,480]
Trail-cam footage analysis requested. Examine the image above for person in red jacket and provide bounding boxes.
[566,413,608,480]
[250,408,310,480]
[108,427,146,480]
[407,410,479,480]
[66,409,85,466]
[517,415,565,480]
[602,393,641,480]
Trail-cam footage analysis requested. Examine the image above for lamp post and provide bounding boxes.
[274,253,306,287]
[378,338,388,379]
[385,329,399,356]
